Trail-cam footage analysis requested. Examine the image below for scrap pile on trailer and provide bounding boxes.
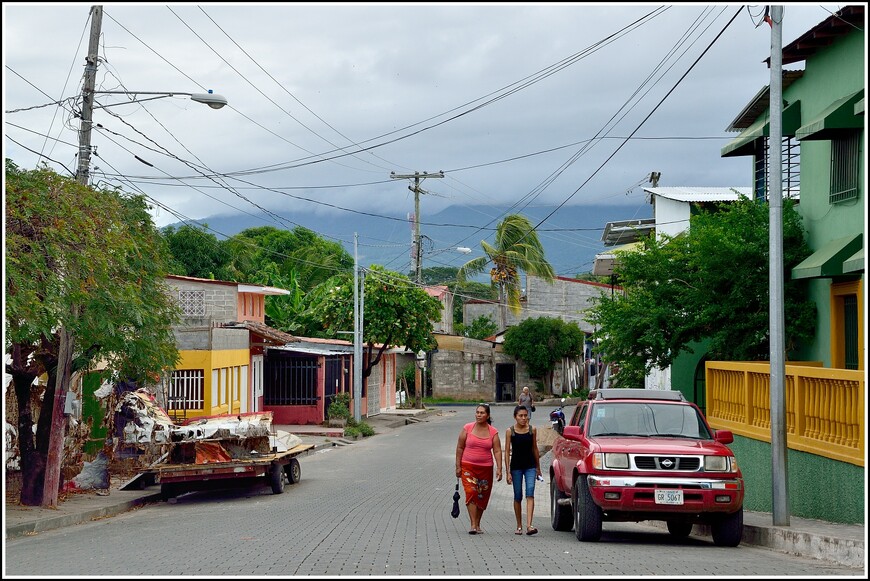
[116,389,313,498]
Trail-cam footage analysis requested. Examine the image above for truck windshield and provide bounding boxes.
[587,402,712,439]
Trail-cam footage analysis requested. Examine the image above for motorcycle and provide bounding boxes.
[549,397,566,434]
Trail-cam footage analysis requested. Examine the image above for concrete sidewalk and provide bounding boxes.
[4,407,866,571]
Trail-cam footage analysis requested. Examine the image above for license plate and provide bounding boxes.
[655,489,683,505]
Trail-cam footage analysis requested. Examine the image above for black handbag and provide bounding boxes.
[531,405,536,412]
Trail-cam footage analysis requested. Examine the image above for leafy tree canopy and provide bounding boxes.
[161,223,232,280]
[588,196,815,383]
[308,265,442,377]
[456,314,498,340]
[502,317,585,390]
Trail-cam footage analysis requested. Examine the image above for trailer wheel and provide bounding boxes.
[285,458,301,484]
[270,462,286,494]
[160,483,180,500]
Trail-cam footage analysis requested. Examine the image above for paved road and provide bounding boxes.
[3,405,859,576]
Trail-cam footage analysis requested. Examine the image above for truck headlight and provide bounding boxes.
[593,453,629,469]
[704,455,729,472]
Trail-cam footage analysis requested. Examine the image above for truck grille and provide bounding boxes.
[634,456,701,471]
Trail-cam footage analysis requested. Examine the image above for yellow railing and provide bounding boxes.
[705,361,865,466]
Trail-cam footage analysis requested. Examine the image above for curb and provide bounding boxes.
[5,492,163,540]
[644,519,865,568]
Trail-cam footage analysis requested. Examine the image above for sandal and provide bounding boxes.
[468,529,478,535]
[526,526,538,536]
[515,527,523,535]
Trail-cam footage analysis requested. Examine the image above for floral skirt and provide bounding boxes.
[460,462,494,510]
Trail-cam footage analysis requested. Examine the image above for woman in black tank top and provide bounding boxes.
[504,405,542,535]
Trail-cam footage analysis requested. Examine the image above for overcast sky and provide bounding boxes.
[3,2,851,274]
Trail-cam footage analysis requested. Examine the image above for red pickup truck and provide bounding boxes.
[549,388,744,546]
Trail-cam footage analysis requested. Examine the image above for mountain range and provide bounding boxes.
[171,203,652,279]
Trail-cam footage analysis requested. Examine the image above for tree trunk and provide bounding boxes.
[11,371,42,506]
[43,326,74,507]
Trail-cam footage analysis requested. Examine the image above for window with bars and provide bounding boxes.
[168,370,205,411]
[753,137,801,202]
[471,361,485,383]
[830,131,860,204]
[178,290,206,317]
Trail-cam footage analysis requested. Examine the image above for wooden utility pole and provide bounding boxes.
[389,171,445,284]
[43,5,103,508]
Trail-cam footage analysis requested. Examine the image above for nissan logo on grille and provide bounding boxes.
[659,457,675,469]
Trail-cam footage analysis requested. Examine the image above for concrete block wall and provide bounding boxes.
[463,275,614,334]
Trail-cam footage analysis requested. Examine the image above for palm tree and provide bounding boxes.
[457,214,555,330]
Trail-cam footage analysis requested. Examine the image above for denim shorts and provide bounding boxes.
[511,467,537,501]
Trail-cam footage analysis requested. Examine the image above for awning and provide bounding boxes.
[721,100,802,158]
[796,90,864,141]
[592,241,642,276]
[843,248,864,274]
[791,234,863,279]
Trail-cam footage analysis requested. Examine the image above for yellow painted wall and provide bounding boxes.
[174,349,249,417]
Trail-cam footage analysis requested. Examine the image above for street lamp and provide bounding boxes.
[90,89,228,110]
[77,88,228,186]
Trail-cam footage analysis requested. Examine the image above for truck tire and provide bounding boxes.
[285,458,301,484]
[711,507,743,547]
[550,475,573,531]
[573,475,602,542]
[270,462,286,494]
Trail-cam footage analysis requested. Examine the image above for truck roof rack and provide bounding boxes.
[588,388,685,402]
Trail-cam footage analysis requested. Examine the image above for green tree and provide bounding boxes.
[230,225,352,290]
[309,265,442,379]
[456,314,498,340]
[5,160,180,506]
[161,223,232,279]
[457,214,555,329]
[588,196,815,386]
[502,317,585,394]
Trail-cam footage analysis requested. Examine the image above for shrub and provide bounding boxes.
[328,392,352,420]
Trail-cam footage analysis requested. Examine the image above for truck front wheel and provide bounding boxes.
[573,476,602,541]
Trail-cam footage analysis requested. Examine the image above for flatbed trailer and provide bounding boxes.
[138,443,315,499]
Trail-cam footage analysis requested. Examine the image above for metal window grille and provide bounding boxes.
[264,355,319,405]
[754,137,801,201]
[169,370,205,412]
[178,290,206,317]
[830,132,860,204]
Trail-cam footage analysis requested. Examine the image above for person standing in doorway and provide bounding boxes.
[455,403,503,534]
[517,386,534,418]
[504,405,542,535]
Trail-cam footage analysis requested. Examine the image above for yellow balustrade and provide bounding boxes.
[706,361,864,466]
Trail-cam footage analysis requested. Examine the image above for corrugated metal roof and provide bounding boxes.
[643,187,751,203]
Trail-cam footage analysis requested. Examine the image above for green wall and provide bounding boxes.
[728,434,864,524]
[82,371,110,455]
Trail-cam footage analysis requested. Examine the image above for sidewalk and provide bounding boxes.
[4,407,866,570]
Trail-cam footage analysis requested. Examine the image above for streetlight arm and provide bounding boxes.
[89,90,228,109]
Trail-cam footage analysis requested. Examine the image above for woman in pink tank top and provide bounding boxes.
[455,403,503,534]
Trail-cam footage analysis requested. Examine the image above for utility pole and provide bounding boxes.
[390,171,445,284]
[76,5,102,187]
[353,233,362,422]
[768,5,789,527]
[43,5,102,508]
[43,4,104,509]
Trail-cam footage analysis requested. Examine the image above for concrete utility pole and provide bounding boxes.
[768,5,790,527]
[353,233,363,422]
[390,171,445,284]
[44,4,104,508]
